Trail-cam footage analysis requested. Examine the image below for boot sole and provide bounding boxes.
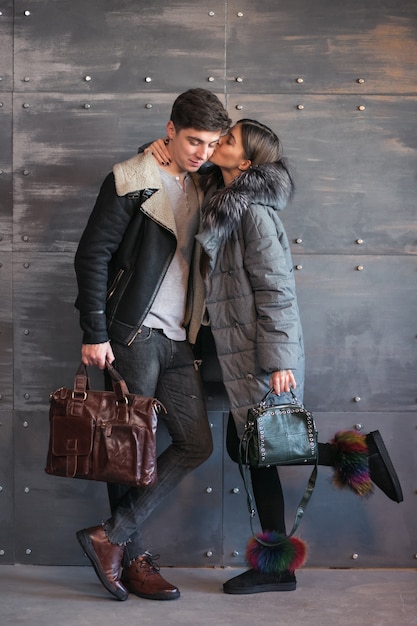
[368,431,403,503]
[76,529,128,601]
[224,580,296,594]
[123,586,180,601]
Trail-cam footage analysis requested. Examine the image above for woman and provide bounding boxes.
[149,119,403,594]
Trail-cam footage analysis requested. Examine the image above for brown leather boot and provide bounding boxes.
[121,552,180,600]
[76,524,128,601]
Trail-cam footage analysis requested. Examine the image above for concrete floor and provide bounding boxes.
[0,565,416,626]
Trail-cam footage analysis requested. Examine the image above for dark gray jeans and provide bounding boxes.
[103,327,213,561]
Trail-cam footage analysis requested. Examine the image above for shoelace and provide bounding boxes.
[136,551,161,576]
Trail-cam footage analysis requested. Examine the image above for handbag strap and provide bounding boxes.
[238,429,318,548]
[74,362,130,404]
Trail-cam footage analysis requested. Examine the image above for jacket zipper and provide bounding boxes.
[107,269,124,300]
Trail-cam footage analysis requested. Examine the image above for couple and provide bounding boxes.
[74,88,403,602]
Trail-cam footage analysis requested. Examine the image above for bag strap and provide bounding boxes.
[74,361,130,404]
[238,426,318,548]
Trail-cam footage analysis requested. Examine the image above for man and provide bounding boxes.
[74,89,231,601]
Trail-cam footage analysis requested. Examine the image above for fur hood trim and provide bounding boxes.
[202,160,294,240]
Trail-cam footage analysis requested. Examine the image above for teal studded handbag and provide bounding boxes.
[239,389,318,543]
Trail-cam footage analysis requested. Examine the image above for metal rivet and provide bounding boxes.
[296,104,304,110]
[354,397,361,403]
[22,235,29,242]
[24,10,31,17]
[206,550,213,557]
[236,77,243,83]
[23,421,29,428]
[208,11,215,17]
[357,78,365,84]
[208,76,215,82]
[22,102,30,108]
[0,170,3,174]
[23,329,30,335]
[356,265,364,271]
[232,487,240,494]
[295,238,303,244]
[358,105,366,111]
[24,393,30,400]
[23,262,30,268]
[84,75,92,82]
[0,102,3,107]
[24,487,30,493]
[232,550,239,556]
[25,549,32,555]
[23,170,30,176]
[295,264,303,270]
[236,104,243,110]
[205,487,213,494]
[0,550,5,556]
[237,12,243,17]
[83,103,91,109]
[24,76,30,82]
[352,553,359,560]
[296,77,304,84]
[145,103,153,109]
[355,423,363,430]
[356,238,363,245]
[145,76,152,82]
[0,486,3,492]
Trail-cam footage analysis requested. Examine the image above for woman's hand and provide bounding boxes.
[269,369,296,396]
[144,138,172,166]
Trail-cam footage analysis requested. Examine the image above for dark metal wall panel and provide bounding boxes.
[141,411,224,567]
[0,1,13,92]
[0,253,13,409]
[0,93,13,246]
[14,409,109,565]
[12,407,224,567]
[14,0,226,94]
[223,412,414,568]
[292,255,417,412]
[0,410,14,564]
[13,252,81,410]
[226,94,417,255]
[12,92,228,252]
[226,0,417,94]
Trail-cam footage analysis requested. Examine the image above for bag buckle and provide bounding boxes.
[71,391,87,400]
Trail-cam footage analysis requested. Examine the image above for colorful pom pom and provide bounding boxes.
[331,430,372,496]
[246,532,307,574]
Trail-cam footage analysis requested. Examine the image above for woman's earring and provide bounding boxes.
[164,137,170,146]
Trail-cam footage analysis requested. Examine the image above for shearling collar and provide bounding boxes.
[113,152,202,236]
[202,161,294,240]
[113,152,161,196]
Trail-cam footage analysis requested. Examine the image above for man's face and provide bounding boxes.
[166,122,222,173]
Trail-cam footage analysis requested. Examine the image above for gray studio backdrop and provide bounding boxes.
[0,0,416,567]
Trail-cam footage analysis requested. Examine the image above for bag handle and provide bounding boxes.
[238,388,318,547]
[74,361,130,404]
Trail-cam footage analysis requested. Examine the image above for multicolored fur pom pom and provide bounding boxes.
[331,430,372,497]
[246,532,307,574]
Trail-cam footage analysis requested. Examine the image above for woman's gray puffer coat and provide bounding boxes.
[196,162,305,436]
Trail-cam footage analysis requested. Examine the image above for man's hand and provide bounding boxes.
[269,370,296,396]
[81,342,115,370]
